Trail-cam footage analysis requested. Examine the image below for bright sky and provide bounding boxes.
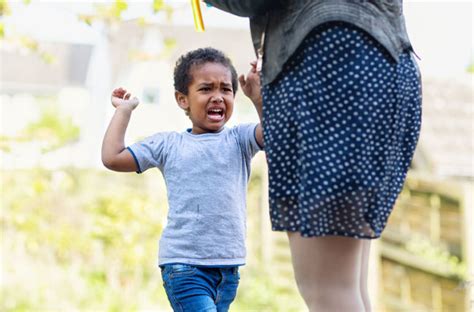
[4,0,474,80]
[403,1,473,79]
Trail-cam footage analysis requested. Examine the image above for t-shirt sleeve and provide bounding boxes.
[233,123,263,159]
[126,132,170,173]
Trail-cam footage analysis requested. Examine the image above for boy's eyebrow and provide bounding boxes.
[197,82,233,88]
[197,82,213,87]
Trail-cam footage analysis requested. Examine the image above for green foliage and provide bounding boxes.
[1,169,170,311]
[4,0,173,64]
[1,166,305,311]
[78,0,129,25]
[78,0,173,27]
[406,236,467,279]
[152,0,173,20]
[97,0,128,20]
[467,60,474,74]
[0,134,13,152]
[153,0,164,13]
[22,105,80,152]
[235,267,306,311]
[0,0,11,16]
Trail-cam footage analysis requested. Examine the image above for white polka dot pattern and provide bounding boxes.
[261,22,422,238]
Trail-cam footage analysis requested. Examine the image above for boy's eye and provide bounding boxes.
[199,87,211,91]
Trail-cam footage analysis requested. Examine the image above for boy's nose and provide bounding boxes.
[211,96,223,104]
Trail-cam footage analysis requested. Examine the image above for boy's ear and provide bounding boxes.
[175,91,189,111]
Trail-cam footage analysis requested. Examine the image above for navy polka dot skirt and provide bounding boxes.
[262,22,422,238]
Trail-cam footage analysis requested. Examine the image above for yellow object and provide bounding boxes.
[191,0,205,32]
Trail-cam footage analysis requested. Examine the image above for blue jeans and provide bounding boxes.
[161,264,240,312]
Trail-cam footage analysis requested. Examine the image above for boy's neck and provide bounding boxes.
[190,125,225,135]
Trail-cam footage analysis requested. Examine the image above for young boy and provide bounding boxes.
[101,48,263,311]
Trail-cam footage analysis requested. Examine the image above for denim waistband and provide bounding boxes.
[160,263,239,274]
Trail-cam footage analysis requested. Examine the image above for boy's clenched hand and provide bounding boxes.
[239,60,264,148]
[239,61,262,106]
[111,87,139,110]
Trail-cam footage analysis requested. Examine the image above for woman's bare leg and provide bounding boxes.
[287,233,365,312]
[360,240,371,312]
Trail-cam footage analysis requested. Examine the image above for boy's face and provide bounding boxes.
[175,62,234,134]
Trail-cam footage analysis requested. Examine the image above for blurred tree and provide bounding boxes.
[0,0,174,63]
[1,169,170,310]
[0,0,176,153]
[77,0,173,26]
[0,0,55,63]
[22,105,80,152]
[467,59,474,73]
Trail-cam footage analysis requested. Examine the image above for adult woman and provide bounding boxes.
[206,1,422,311]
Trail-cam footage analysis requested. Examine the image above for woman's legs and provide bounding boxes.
[360,240,372,312]
[287,233,365,312]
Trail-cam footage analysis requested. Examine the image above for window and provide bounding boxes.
[142,87,160,105]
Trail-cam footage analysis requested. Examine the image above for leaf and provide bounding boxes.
[19,35,39,51]
[23,106,80,152]
[0,135,12,152]
[40,51,57,64]
[0,0,11,16]
[115,0,128,11]
[467,61,474,74]
[163,37,176,50]
[137,17,149,27]
[78,14,95,26]
[112,0,128,18]
[152,0,164,13]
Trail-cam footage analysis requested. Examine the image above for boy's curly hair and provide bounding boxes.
[173,47,238,96]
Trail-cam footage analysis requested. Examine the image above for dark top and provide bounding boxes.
[205,0,413,85]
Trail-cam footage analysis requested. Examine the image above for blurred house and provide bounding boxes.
[0,20,256,170]
[379,78,473,312]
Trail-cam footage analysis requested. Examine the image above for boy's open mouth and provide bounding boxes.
[207,107,224,122]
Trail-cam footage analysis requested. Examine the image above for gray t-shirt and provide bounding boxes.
[127,124,262,266]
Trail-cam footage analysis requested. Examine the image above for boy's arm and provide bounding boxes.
[101,88,139,172]
[252,99,264,149]
[239,61,264,148]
